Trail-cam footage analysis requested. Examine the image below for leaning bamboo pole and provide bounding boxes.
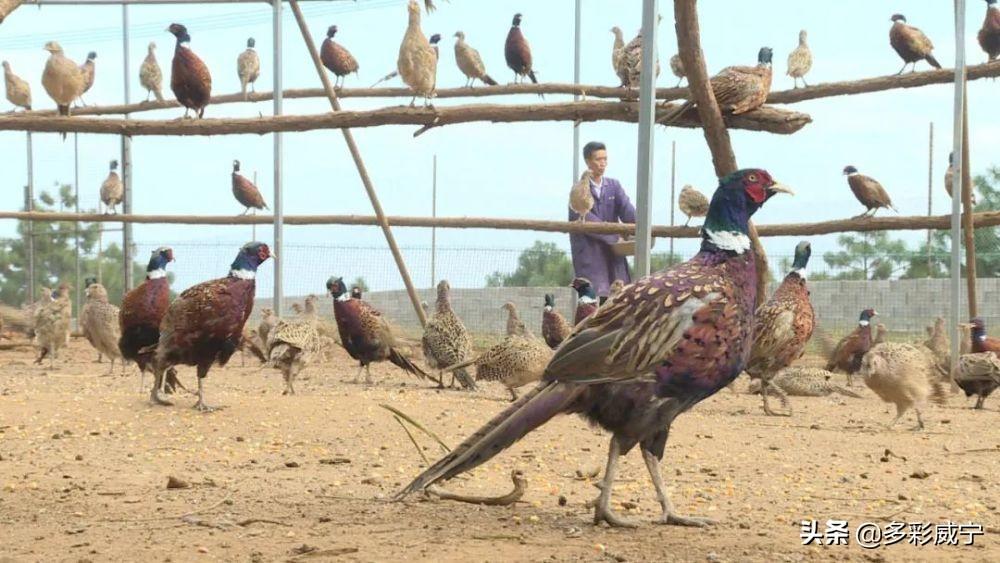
[5,210,996,237]
[11,62,1000,119]
[288,0,426,327]
[674,0,769,304]
[961,84,977,318]
[0,101,810,136]
[0,0,21,23]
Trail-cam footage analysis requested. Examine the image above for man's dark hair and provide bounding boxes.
[583,141,606,160]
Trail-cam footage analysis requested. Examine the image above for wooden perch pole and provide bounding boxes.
[13,63,1000,119]
[674,0,768,304]
[0,102,810,137]
[288,0,426,327]
[7,210,997,237]
[961,84,977,318]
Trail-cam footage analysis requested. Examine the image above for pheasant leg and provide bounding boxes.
[192,369,222,412]
[508,387,519,402]
[365,364,374,385]
[911,407,925,431]
[643,449,715,527]
[761,380,791,417]
[149,365,174,406]
[351,365,363,383]
[974,395,985,409]
[591,436,637,528]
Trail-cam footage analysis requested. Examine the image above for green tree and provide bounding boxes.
[822,232,912,280]
[486,241,574,287]
[925,166,1000,278]
[0,184,144,314]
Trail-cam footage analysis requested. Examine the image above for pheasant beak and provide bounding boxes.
[767,182,794,196]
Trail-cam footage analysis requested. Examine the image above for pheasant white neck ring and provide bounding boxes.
[858,320,870,327]
[790,268,807,280]
[147,268,167,280]
[336,293,352,302]
[704,228,751,254]
[578,295,598,305]
[230,269,256,280]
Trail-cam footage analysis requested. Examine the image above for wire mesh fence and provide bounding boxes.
[4,232,998,338]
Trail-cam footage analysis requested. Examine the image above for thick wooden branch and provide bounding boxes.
[10,63,999,119]
[3,210,997,238]
[0,0,22,23]
[0,101,811,136]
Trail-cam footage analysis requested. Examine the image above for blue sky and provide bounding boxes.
[0,1,997,294]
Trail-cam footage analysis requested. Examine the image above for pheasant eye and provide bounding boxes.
[747,174,758,182]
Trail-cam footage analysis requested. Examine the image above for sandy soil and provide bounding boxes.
[0,338,997,562]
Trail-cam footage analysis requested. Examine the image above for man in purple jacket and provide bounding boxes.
[568,142,637,302]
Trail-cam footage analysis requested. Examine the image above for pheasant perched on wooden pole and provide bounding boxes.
[660,47,772,123]
[78,51,96,106]
[42,41,84,126]
[678,184,709,226]
[843,165,896,217]
[610,27,627,86]
[944,152,976,204]
[326,276,431,385]
[569,277,598,324]
[321,26,359,89]
[120,248,180,393]
[232,160,268,214]
[786,30,811,88]
[81,282,124,375]
[167,23,212,118]
[980,0,1000,61]
[139,42,164,102]
[668,53,685,87]
[399,169,792,528]
[100,160,123,214]
[568,169,594,222]
[504,13,538,85]
[825,308,878,387]
[421,280,476,390]
[3,60,31,111]
[148,242,272,411]
[453,31,497,87]
[237,37,260,100]
[616,21,661,90]
[744,241,815,416]
[397,0,436,107]
[889,14,941,74]
[957,318,1000,408]
[541,293,571,350]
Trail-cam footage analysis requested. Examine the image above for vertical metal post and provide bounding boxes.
[25,132,35,303]
[572,0,581,181]
[74,133,82,328]
[634,0,658,277]
[121,4,134,291]
[949,0,966,377]
[926,122,933,277]
[272,0,284,316]
[669,140,676,261]
[431,154,437,288]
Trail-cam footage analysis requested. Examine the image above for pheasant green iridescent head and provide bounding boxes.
[570,277,596,301]
[246,37,256,49]
[858,308,878,326]
[167,23,192,45]
[543,293,555,310]
[146,246,174,275]
[326,276,347,299]
[702,169,792,253]
[230,242,271,278]
[757,47,773,66]
[791,241,812,271]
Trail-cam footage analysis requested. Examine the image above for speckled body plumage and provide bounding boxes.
[889,15,941,73]
[266,314,320,395]
[422,280,476,390]
[139,42,164,102]
[786,30,811,88]
[663,48,772,124]
[617,29,660,89]
[541,294,571,349]
[42,42,84,116]
[237,38,260,100]
[321,26,358,88]
[956,351,1000,409]
[327,277,429,384]
[979,1,1000,61]
[745,241,815,415]
[33,285,72,366]
[505,13,537,84]
[100,160,123,213]
[678,185,709,226]
[3,61,31,110]
[78,52,96,102]
[397,1,437,105]
[569,170,594,222]
[81,283,123,374]
[168,24,212,118]
[860,342,945,429]
[748,367,862,399]
[400,169,791,528]
[610,27,627,86]
[149,242,271,410]
[464,320,551,400]
[453,31,496,87]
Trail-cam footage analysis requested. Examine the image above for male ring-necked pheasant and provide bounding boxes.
[399,169,792,529]
[744,241,815,416]
[826,309,878,387]
[327,276,430,384]
[541,293,572,349]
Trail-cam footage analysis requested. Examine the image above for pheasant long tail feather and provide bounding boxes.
[397,381,581,497]
[440,354,479,374]
[482,74,498,86]
[389,347,430,380]
[813,326,839,362]
[925,54,941,69]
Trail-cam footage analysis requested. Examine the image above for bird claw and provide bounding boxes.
[656,512,716,527]
[592,506,639,528]
[193,401,224,413]
[150,391,173,407]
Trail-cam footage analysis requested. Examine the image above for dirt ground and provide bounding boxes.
[0,338,997,563]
